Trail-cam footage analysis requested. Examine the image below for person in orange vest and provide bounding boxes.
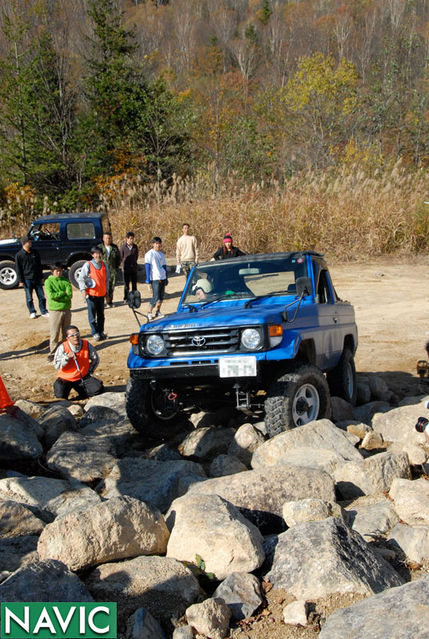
[77,247,109,341]
[53,325,103,399]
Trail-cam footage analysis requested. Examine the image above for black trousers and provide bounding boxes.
[54,375,103,400]
[123,271,137,300]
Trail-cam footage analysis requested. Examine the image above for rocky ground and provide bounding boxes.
[0,258,429,638]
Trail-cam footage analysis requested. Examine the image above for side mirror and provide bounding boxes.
[127,290,141,309]
[296,276,313,297]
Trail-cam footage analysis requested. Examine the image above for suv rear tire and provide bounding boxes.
[68,260,87,289]
[0,261,19,289]
[327,348,357,405]
[265,364,331,437]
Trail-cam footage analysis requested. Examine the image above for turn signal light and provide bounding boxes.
[129,333,139,345]
[269,325,283,337]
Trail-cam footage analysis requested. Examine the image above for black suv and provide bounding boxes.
[0,213,111,289]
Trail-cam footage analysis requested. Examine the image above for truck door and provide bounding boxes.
[28,222,61,265]
[313,264,343,368]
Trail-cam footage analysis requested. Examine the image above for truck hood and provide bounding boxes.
[142,299,291,331]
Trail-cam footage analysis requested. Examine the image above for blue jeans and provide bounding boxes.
[150,279,166,305]
[87,295,105,336]
[24,279,47,315]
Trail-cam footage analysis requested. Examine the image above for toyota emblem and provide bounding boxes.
[192,335,206,347]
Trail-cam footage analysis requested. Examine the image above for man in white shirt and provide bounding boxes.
[145,237,168,321]
[176,223,199,280]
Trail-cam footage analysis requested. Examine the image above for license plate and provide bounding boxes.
[219,356,257,378]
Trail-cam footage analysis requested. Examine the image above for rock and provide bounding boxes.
[0,413,43,461]
[331,397,355,422]
[266,517,403,599]
[253,446,346,476]
[0,535,39,571]
[361,430,384,450]
[46,431,117,482]
[318,577,429,639]
[43,486,101,518]
[178,427,235,460]
[84,391,127,416]
[86,556,200,626]
[38,496,170,571]
[99,458,206,513]
[80,420,136,456]
[334,451,410,499]
[209,454,247,477]
[347,423,371,439]
[356,380,371,405]
[213,573,263,620]
[0,500,44,537]
[372,400,429,449]
[147,444,182,462]
[125,607,166,639]
[282,499,345,527]
[368,374,392,402]
[388,440,427,465]
[0,476,72,511]
[189,407,232,429]
[186,466,336,530]
[353,401,391,425]
[346,499,399,541]
[228,424,265,465]
[172,627,193,639]
[251,419,362,470]
[283,600,309,626]
[38,405,77,448]
[388,523,429,564]
[389,477,429,526]
[14,399,44,419]
[66,403,84,418]
[0,559,93,602]
[186,598,232,639]
[166,494,264,579]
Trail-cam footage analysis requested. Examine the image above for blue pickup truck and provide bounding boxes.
[126,251,358,437]
[0,213,110,289]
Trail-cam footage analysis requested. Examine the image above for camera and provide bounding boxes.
[415,416,429,433]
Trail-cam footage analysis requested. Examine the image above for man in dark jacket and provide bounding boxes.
[120,231,139,302]
[98,232,121,307]
[15,236,48,319]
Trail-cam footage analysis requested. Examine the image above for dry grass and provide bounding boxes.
[103,163,429,260]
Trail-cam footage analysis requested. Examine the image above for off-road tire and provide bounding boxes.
[68,260,87,289]
[327,348,357,405]
[126,378,150,434]
[265,364,331,437]
[0,261,19,289]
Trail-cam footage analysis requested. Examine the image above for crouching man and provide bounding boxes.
[53,325,104,400]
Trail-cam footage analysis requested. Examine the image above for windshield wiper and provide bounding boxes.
[244,290,295,308]
[197,296,226,310]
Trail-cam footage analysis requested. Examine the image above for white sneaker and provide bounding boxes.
[30,312,37,319]
[147,313,153,321]
[93,333,101,341]
[41,312,50,318]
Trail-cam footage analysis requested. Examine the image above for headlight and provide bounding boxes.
[241,328,262,350]
[146,334,165,356]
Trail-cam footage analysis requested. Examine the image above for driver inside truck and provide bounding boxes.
[192,278,213,301]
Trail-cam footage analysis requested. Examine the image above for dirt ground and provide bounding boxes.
[0,257,427,403]
[0,258,428,637]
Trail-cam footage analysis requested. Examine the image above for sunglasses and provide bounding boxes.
[68,332,80,338]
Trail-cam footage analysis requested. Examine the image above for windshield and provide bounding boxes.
[182,255,308,306]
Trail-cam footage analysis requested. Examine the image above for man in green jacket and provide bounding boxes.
[98,232,121,307]
[44,263,73,361]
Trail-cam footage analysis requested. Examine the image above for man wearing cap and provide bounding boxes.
[53,325,102,400]
[15,235,49,319]
[213,234,246,260]
[192,278,213,301]
[77,247,109,341]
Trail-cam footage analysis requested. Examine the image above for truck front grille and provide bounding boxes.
[164,327,240,355]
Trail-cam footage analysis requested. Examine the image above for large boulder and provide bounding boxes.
[208,454,247,477]
[0,500,44,537]
[228,424,265,465]
[213,573,263,620]
[0,535,39,572]
[186,466,336,529]
[166,494,264,580]
[319,578,429,639]
[38,496,170,571]
[46,431,117,482]
[372,399,429,449]
[186,598,231,639]
[251,419,362,470]
[388,523,429,564]
[84,391,127,416]
[0,559,93,602]
[86,556,200,626]
[389,477,429,526]
[0,476,72,511]
[98,458,206,514]
[80,421,137,457]
[282,499,346,527]
[178,427,236,460]
[266,517,403,599]
[334,451,411,499]
[38,405,77,448]
[346,498,399,541]
[0,413,43,462]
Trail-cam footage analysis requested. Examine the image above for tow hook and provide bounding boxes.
[168,392,178,401]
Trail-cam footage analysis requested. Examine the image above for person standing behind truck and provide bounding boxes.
[77,247,109,341]
[213,233,246,260]
[15,235,49,319]
[176,223,199,280]
[120,231,139,302]
[44,263,72,361]
[98,232,121,308]
[145,236,168,321]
